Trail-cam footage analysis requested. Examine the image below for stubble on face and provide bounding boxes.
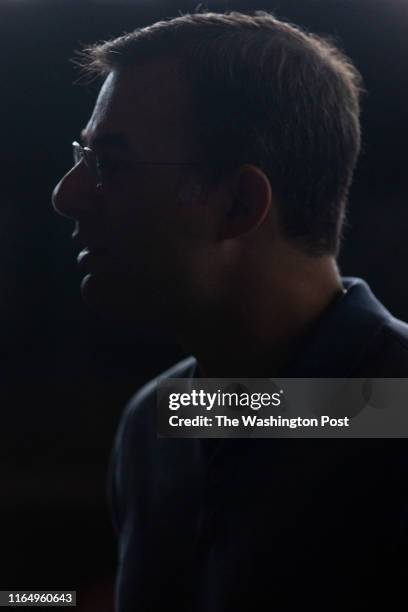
[78,59,211,328]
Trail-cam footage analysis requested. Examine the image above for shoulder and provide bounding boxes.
[383,316,408,348]
[360,315,408,376]
[116,355,197,448]
[339,278,408,376]
[108,356,197,525]
[126,355,197,420]
[381,315,408,364]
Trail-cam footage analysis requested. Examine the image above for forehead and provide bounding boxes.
[84,58,198,159]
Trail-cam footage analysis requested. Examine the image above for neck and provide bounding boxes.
[177,255,343,378]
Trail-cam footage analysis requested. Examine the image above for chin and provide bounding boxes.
[80,273,162,326]
[80,273,104,307]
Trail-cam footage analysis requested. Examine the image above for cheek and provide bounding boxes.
[103,198,153,258]
[102,191,201,285]
[106,212,179,282]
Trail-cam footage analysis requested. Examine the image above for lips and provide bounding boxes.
[77,247,107,264]
[76,247,110,275]
[72,230,109,271]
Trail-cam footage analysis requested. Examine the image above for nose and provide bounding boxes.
[52,161,98,220]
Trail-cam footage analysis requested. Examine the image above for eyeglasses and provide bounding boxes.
[73,141,102,185]
[72,141,202,188]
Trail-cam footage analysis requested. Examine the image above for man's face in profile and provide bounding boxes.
[52,59,213,327]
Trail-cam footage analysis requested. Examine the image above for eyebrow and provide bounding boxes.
[80,129,131,151]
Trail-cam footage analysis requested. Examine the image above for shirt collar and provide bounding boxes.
[281,277,392,377]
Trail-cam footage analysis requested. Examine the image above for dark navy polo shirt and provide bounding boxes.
[109,277,408,611]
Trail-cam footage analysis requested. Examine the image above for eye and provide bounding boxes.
[95,157,131,183]
[96,158,121,175]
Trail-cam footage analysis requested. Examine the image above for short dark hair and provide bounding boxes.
[81,10,364,256]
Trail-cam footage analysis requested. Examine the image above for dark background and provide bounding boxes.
[0,0,407,609]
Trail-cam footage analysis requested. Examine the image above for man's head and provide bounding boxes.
[52,10,363,329]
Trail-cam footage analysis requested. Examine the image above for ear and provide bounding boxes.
[217,164,272,241]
